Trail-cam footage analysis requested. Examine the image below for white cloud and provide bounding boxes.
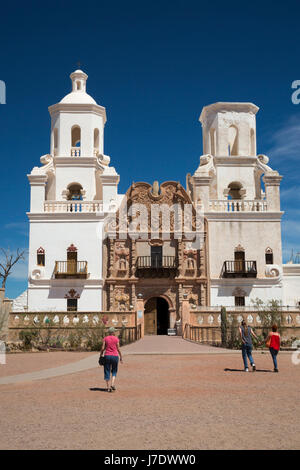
[282,219,300,235]
[267,115,300,161]
[280,186,300,203]
[4,222,29,236]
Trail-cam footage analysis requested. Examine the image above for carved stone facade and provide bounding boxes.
[103,181,209,333]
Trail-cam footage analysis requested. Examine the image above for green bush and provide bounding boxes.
[19,329,39,349]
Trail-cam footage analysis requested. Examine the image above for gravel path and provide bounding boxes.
[0,349,299,450]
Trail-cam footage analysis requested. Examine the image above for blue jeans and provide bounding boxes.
[104,355,119,381]
[242,344,254,369]
[269,347,278,369]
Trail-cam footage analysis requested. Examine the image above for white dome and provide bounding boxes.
[60,68,97,105]
[60,91,97,105]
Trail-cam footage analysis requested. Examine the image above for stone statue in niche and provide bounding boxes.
[118,256,127,270]
[187,257,195,270]
[115,241,129,274]
[114,289,130,311]
[183,243,197,272]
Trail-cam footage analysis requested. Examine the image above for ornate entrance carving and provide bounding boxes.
[103,181,209,325]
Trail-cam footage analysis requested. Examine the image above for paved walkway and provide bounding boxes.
[121,335,236,355]
[0,336,236,385]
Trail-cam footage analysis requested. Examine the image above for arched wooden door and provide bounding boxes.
[144,297,170,335]
[144,298,157,335]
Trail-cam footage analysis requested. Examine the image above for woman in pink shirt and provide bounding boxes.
[100,327,123,392]
[266,324,281,372]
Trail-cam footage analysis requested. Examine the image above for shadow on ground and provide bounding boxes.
[89,387,110,392]
[224,368,274,373]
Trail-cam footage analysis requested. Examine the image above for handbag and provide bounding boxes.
[99,355,105,366]
[266,335,271,348]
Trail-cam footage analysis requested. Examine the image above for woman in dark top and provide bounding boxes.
[239,320,259,372]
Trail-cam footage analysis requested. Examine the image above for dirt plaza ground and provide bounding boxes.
[0,341,299,450]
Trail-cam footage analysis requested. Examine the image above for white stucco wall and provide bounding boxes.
[27,217,104,311]
[282,264,300,306]
[54,161,98,201]
[50,111,104,158]
[215,159,257,200]
[27,284,102,312]
[207,216,283,279]
[210,281,283,306]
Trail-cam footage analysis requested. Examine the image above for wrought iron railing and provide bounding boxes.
[221,260,257,278]
[136,256,177,269]
[54,261,88,278]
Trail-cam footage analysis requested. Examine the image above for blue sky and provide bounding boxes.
[1,0,300,299]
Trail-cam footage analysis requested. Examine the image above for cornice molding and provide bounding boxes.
[204,211,284,221]
[48,103,107,123]
[54,156,97,167]
[28,279,104,287]
[213,156,258,166]
[210,278,283,287]
[26,212,107,221]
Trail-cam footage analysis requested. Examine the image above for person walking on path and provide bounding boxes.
[239,320,258,372]
[100,327,123,392]
[265,324,281,372]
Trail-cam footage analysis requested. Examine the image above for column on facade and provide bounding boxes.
[177,239,184,277]
[108,238,114,278]
[109,283,114,311]
[101,170,120,210]
[263,174,283,212]
[191,175,212,211]
[130,282,136,309]
[27,172,48,212]
[130,239,136,278]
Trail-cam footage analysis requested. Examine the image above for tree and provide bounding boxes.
[0,248,26,290]
[251,298,284,336]
[221,306,228,347]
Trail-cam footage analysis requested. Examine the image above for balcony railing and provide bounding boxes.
[221,260,257,278]
[44,201,103,213]
[209,199,267,212]
[54,261,88,279]
[136,256,177,269]
[71,147,81,157]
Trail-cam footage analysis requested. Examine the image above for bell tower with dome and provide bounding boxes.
[26,69,123,312]
[49,69,106,159]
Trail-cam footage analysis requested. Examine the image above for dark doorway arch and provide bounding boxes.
[144,297,169,335]
[157,297,169,335]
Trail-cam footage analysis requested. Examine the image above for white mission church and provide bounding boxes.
[12,69,300,314]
